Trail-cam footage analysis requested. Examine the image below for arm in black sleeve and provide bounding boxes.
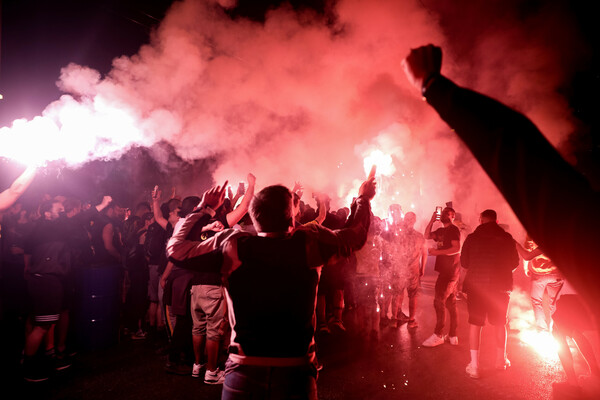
[425,76,600,312]
[314,196,371,264]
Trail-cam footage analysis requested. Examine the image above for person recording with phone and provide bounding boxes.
[422,206,461,347]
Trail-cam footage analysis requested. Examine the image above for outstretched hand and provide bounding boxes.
[200,181,228,210]
[402,44,442,92]
[101,195,112,208]
[358,177,376,200]
[152,185,162,201]
[247,173,256,187]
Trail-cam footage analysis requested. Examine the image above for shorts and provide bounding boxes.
[28,273,64,325]
[389,274,420,297]
[148,264,160,303]
[467,288,510,326]
[190,284,225,341]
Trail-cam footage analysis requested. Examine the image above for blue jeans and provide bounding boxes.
[222,359,318,400]
[434,273,458,336]
[530,274,564,330]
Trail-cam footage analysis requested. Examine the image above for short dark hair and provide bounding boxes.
[179,196,200,218]
[250,185,293,233]
[442,207,455,214]
[480,209,497,222]
[63,197,82,213]
[135,201,151,213]
[160,203,171,220]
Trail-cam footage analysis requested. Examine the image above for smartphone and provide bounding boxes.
[435,206,442,220]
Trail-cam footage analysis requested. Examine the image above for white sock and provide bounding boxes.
[470,350,479,368]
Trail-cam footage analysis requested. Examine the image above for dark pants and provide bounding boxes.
[168,314,193,364]
[222,359,318,400]
[434,273,458,336]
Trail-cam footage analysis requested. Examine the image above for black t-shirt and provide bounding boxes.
[24,218,71,276]
[157,222,174,275]
[145,221,168,265]
[432,224,461,277]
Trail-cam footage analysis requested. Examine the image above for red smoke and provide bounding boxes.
[0,0,591,238]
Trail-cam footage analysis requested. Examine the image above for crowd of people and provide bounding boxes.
[0,43,599,399]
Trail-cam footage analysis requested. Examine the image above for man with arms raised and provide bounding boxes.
[422,206,461,347]
[167,176,375,400]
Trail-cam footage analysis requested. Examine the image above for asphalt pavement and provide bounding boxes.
[2,272,599,400]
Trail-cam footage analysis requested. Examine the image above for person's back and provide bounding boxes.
[167,178,376,399]
[461,221,517,292]
[230,231,318,357]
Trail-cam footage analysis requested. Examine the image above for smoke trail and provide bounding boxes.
[0,0,590,234]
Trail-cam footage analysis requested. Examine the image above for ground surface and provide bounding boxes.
[1,272,599,400]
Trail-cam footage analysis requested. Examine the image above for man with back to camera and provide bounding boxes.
[167,175,376,400]
[460,209,519,378]
[422,206,461,347]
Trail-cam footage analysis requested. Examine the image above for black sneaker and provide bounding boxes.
[23,358,50,383]
[54,351,73,371]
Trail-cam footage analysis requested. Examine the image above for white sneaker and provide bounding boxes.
[422,333,444,347]
[192,363,202,378]
[466,363,480,379]
[204,368,225,385]
[445,335,459,345]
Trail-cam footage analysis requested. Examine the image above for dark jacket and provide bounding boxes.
[461,222,518,293]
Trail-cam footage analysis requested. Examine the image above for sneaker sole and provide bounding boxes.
[204,379,225,385]
[24,376,49,383]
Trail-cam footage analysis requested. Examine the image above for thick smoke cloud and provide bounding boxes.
[2,0,591,243]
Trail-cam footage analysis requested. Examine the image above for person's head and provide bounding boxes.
[388,204,402,225]
[336,207,350,222]
[250,185,293,233]
[160,198,181,224]
[40,200,64,221]
[103,201,126,221]
[479,209,497,224]
[440,207,455,224]
[142,211,154,227]
[179,196,201,218]
[134,201,151,218]
[64,197,82,217]
[403,211,417,229]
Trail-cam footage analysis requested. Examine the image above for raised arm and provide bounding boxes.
[226,173,255,227]
[313,193,327,225]
[403,44,600,315]
[307,177,376,266]
[423,212,437,240]
[167,182,227,262]
[515,241,543,261]
[0,166,36,212]
[151,186,169,230]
